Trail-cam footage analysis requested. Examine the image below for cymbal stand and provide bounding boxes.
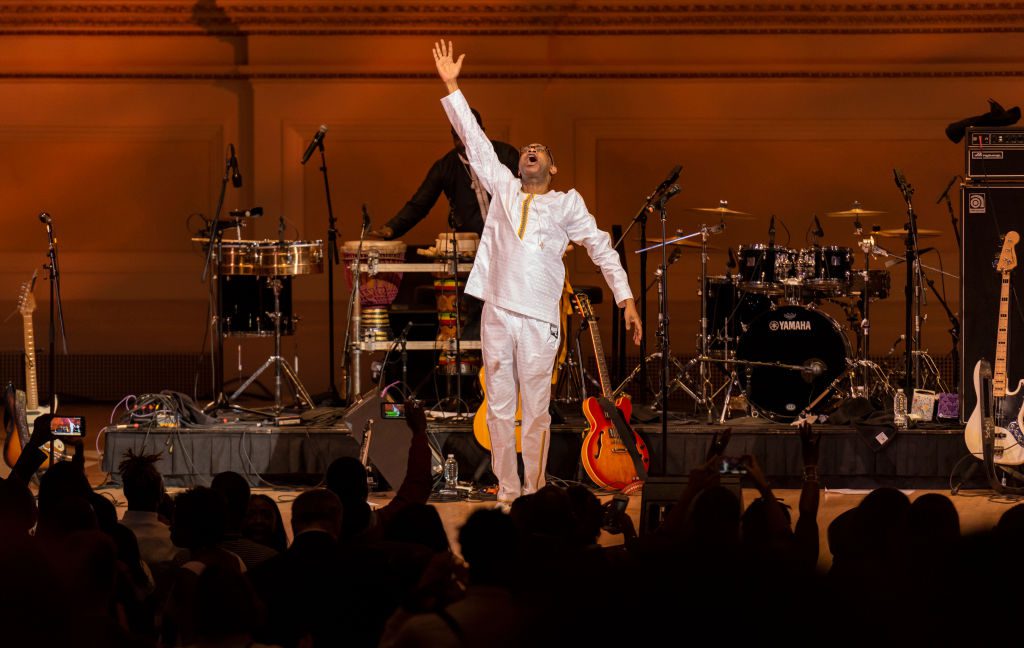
[855,226,874,389]
[893,169,923,395]
[230,277,315,413]
[634,221,723,420]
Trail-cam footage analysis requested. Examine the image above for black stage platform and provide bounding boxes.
[101,416,972,490]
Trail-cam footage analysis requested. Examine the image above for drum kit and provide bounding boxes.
[628,201,909,422]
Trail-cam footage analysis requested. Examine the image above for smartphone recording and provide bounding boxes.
[51,416,86,437]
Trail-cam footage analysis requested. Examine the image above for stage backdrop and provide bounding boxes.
[0,1,1015,401]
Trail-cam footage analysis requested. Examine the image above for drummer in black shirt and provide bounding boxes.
[368,108,520,240]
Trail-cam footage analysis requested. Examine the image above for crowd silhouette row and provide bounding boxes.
[1,405,1021,646]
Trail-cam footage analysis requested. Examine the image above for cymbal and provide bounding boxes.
[873,228,943,239]
[689,207,754,220]
[826,207,887,218]
[644,237,722,250]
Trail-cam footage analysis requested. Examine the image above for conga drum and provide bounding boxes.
[343,240,407,341]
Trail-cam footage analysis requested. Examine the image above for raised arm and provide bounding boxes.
[434,40,516,193]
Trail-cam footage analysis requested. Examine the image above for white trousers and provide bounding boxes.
[481,302,560,502]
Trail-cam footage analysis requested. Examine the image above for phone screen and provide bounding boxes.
[51,416,85,437]
[381,402,406,419]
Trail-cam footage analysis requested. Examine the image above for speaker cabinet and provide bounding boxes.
[342,389,414,490]
[961,184,1024,420]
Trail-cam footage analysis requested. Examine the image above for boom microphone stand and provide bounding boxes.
[301,125,343,405]
[613,165,681,404]
[40,212,69,466]
[894,168,921,396]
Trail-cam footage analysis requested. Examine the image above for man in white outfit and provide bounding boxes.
[433,40,643,505]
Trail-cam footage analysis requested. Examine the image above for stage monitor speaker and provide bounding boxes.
[961,185,1024,421]
[342,389,412,490]
[637,475,742,537]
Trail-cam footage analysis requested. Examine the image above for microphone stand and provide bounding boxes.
[201,149,235,412]
[41,214,69,466]
[317,139,342,405]
[445,206,466,417]
[894,169,921,397]
[342,211,369,401]
[613,165,680,408]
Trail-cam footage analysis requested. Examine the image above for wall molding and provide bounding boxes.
[3,2,1024,36]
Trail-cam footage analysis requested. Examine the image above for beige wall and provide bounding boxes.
[0,2,1019,395]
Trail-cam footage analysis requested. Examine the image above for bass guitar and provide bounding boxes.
[2,272,58,470]
[572,292,649,492]
[965,231,1024,465]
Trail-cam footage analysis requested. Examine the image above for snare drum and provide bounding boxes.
[435,232,479,258]
[849,268,891,300]
[737,244,794,294]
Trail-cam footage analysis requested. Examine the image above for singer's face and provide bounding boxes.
[518,143,556,181]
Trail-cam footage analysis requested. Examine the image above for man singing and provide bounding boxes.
[433,40,642,505]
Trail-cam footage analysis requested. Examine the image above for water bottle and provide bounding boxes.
[893,390,908,430]
[443,454,459,492]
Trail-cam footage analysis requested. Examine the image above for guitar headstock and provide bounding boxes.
[572,291,596,322]
[17,270,38,317]
[997,231,1020,273]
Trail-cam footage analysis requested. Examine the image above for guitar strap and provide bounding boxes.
[598,396,649,480]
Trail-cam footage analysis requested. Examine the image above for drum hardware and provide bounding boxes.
[893,168,925,398]
[436,210,471,418]
[636,219,725,421]
[228,277,315,414]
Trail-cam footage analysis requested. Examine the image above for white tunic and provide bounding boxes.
[441,90,633,326]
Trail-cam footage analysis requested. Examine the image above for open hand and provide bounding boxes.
[622,299,642,345]
[433,40,464,92]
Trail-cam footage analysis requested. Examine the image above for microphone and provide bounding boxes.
[888,334,906,356]
[653,165,682,196]
[768,215,776,248]
[301,125,328,165]
[667,248,683,266]
[38,212,52,225]
[813,214,825,238]
[278,214,286,241]
[658,184,681,207]
[229,207,263,219]
[727,248,737,269]
[228,144,242,188]
[399,321,414,340]
[936,174,960,204]
[362,204,371,231]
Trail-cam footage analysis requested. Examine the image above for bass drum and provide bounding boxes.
[736,305,851,421]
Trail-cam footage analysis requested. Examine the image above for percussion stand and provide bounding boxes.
[230,277,315,413]
[440,209,469,418]
[854,223,875,388]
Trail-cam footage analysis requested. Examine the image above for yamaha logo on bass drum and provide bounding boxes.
[768,319,812,332]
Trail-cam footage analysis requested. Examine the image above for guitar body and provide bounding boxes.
[2,385,25,471]
[966,360,1024,466]
[473,367,522,452]
[580,394,650,491]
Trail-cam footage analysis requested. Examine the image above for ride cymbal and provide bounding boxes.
[687,200,754,220]
[644,237,723,250]
[826,206,887,218]
[873,228,943,239]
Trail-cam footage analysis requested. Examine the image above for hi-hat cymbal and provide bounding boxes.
[873,228,943,239]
